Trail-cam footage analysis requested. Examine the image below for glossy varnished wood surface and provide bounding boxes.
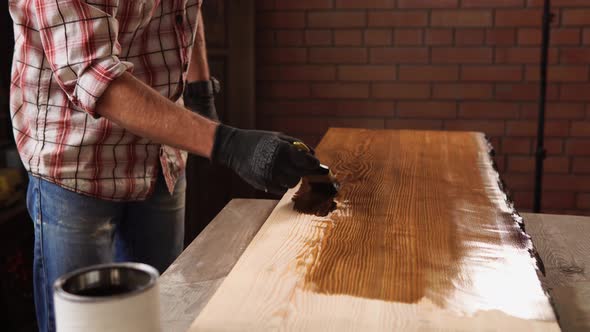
[188,129,558,331]
[159,201,589,331]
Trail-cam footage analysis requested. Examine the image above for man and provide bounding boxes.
[8,1,318,331]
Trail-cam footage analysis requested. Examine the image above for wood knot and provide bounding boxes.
[559,265,584,274]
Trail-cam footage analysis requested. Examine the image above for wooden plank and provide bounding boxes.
[160,199,278,332]
[190,128,559,331]
[524,213,590,332]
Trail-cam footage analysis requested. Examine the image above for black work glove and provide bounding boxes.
[212,124,320,195]
[184,79,219,121]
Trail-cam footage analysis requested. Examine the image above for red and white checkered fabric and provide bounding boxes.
[9,0,200,200]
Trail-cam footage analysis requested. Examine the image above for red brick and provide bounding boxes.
[425,29,454,45]
[308,12,366,28]
[563,9,590,26]
[257,101,394,117]
[577,193,590,209]
[517,28,579,46]
[508,156,535,172]
[494,155,507,172]
[335,0,395,8]
[461,66,522,81]
[459,102,520,119]
[368,11,429,27]
[502,137,532,153]
[495,48,558,64]
[561,48,590,64]
[573,157,590,173]
[334,30,363,46]
[308,47,367,63]
[432,47,492,64]
[503,173,534,191]
[444,120,506,135]
[486,28,516,45]
[258,82,311,98]
[512,191,533,209]
[372,83,431,99]
[572,122,590,136]
[433,83,493,99]
[341,101,395,117]
[311,83,370,99]
[258,48,307,64]
[278,65,337,81]
[338,65,396,81]
[394,29,424,45]
[544,103,587,119]
[275,0,332,9]
[385,119,444,130]
[259,117,385,136]
[517,29,540,45]
[544,174,590,191]
[370,48,429,64]
[553,29,582,46]
[496,84,559,101]
[463,0,524,7]
[506,120,570,137]
[584,28,590,44]
[528,0,590,7]
[365,30,392,46]
[431,10,493,27]
[398,0,458,8]
[455,29,485,45]
[258,12,306,29]
[546,139,565,154]
[525,65,589,82]
[276,31,303,46]
[330,118,386,130]
[545,156,571,173]
[399,65,460,81]
[542,192,577,209]
[304,30,332,46]
[397,101,457,119]
[561,84,590,101]
[495,9,542,27]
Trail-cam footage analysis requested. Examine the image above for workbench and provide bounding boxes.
[160,199,590,332]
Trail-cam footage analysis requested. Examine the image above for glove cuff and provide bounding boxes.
[211,123,236,166]
[184,77,221,97]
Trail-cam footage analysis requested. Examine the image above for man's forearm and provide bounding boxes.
[96,72,218,158]
[186,10,210,83]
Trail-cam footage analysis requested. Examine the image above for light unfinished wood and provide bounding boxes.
[159,199,278,332]
[188,129,560,331]
[158,202,589,331]
[524,213,590,332]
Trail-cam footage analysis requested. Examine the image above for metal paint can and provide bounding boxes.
[53,262,161,332]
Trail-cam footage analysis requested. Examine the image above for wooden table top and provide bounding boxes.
[160,199,590,332]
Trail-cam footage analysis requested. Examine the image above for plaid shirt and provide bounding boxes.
[9,0,200,201]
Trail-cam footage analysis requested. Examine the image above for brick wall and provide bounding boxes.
[255,0,590,216]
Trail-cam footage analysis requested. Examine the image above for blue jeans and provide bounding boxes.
[27,172,186,332]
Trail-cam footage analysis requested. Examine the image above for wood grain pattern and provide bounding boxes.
[160,199,278,332]
[189,129,559,331]
[524,213,590,332]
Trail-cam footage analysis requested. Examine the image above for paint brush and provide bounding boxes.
[293,142,340,196]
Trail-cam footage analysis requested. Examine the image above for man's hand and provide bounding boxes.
[212,124,320,194]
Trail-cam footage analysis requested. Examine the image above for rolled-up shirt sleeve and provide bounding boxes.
[34,0,133,118]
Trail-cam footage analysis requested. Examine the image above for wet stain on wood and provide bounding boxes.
[297,129,551,320]
[292,178,337,217]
